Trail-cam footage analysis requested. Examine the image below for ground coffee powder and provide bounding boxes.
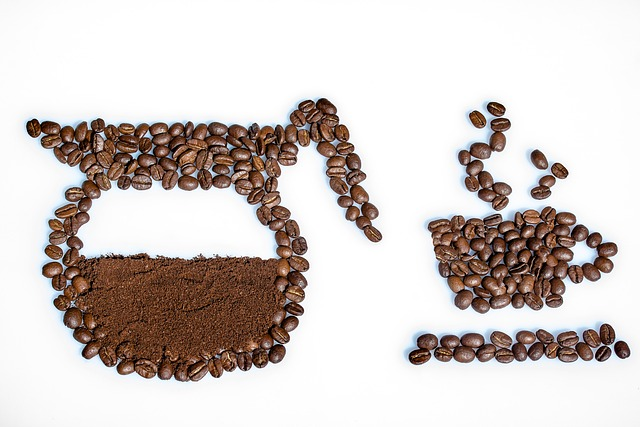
[76,254,282,364]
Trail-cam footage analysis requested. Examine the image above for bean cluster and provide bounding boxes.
[32,98,381,380]
[429,207,618,313]
[409,323,631,364]
[460,102,512,211]
[529,148,570,199]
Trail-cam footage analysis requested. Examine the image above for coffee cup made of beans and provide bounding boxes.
[30,98,382,381]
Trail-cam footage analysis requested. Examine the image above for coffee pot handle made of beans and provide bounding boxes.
[26,98,383,243]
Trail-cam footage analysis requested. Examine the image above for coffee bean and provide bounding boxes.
[460,333,484,348]
[269,345,286,364]
[594,257,614,273]
[576,343,594,361]
[82,341,101,359]
[545,294,563,308]
[464,176,480,192]
[440,334,461,349]
[524,292,543,310]
[516,331,536,345]
[530,149,549,170]
[531,185,551,200]
[582,263,601,282]
[490,331,512,349]
[409,348,431,365]
[512,343,528,362]
[558,346,578,363]
[490,118,511,132]
[361,202,379,220]
[492,195,509,211]
[417,333,439,350]
[536,329,554,345]
[63,307,83,329]
[568,265,584,283]
[466,159,484,176]
[458,150,471,166]
[528,342,545,361]
[511,293,525,309]
[471,297,490,314]
[597,242,618,258]
[476,344,497,362]
[470,142,492,159]
[434,347,453,362]
[545,342,560,359]
[43,262,63,278]
[454,346,476,363]
[614,341,630,359]
[595,346,611,362]
[557,331,579,347]
[495,348,515,363]
[363,225,382,243]
[600,324,616,345]
[489,132,506,152]
[469,110,487,128]
[581,329,601,349]
[487,101,506,117]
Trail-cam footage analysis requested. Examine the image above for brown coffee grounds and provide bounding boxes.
[76,254,282,364]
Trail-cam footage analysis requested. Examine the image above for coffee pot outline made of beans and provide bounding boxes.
[29,97,382,380]
[428,102,619,314]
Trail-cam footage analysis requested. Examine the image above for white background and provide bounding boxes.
[1,1,639,425]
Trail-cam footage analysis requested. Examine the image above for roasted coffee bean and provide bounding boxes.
[539,175,556,188]
[595,346,611,362]
[512,343,528,362]
[558,346,578,363]
[440,334,461,349]
[269,345,286,364]
[363,225,382,242]
[524,292,543,310]
[43,261,63,278]
[576,343,594,361]
[545,342,560,359]
[252,349,269,368]
[597,242,618,258]
[82,341,101,359]
[469,110,487,128]
[476,344,497,362]
[477,171,494,189]
[594,257,614,273]
[464,176,480,192]
[26,119,42,138]
[568,265,584,283]
[45,244,63,260]
[493,182,512,196]
[458,150,471,166]
[551,162,569,179]
[490,294,511,309]
[511,293,525,309]
[471,296,490,313]
[545,294,563,308]
[530,149,549,170]
[478,188,497,202]
[490,118,511,132]
[470,142,491,159]
[614,341,630,359]
[516,331,536,345]
[460,333,484,348]
[489,132,506,152]
[490,331,512,349]
[487,101,506,117]
[495,348,515,363]
[434,347,453,362]
[557,331,579,347]
[417,333,439,350]
[600,323,615,345]
[466,159,484,176]
[454,346,476,363]
[528,342,545,361]
[583,329,602,348]
[492,195,509,211]
[536,329,555,345]
[63,307,83,329]
[582,263,601,282]
[409,348,432,365]
[531,185,551,200]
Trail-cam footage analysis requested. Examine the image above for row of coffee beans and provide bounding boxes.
[34,98,380,380]
[530,149,569,200]
[461,102,511,211]
[409,323,630,364]
[428,207,618,312]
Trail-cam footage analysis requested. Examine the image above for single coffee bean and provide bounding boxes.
[460,333,485,348]
[539,175,556,188]
[82,341,101,359]
[464,176,480,192]
[269,345,286,364]
[455,290,474,310]
[530,149,549,170]
[478,188,497,202]
[471,297,490,314]
[511,293,525,309]
[568,265,584,283]
[536,329,554,344]
[614,341,630,359]
[490,331,512,349]
[252,349,269,369]
[43,262,63,278]
[595,346,612,362]
[434,347,453,362]
[466,159,484,176]
[470,142,492,159]
[545,294,563,308]
[63,307,83,329]
[558,346,578,363]
[493,182,512,196]
[545,342,560,359]
[557,331,579,347]
[531,185,551,200]
[594,257,614,273]
[487,101,506,117]
[528,342,545,361]
[586,232,603,248]
[516,331,536,345]
[600,324,615,345]
[551,162,569,179]
[512,343,528,362]
[490,118,511,132]
[409,348,431,365]
[524,292,543,310]
[117,360,135,376]
[576,343,594,361]
[417,333,439,350]
[476,344,497,362]
[469,110,487,128]
[495,348,515,363]
[582,263,601,282]
[454,346,476,363]
[489,132,506,152]
[363,225,382,243]
[597,242,618,258]
[492,195,509,211]
[583,329,602,348]
[236,353,253,372]
[440,334,461,349]
[458,150,471,166]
